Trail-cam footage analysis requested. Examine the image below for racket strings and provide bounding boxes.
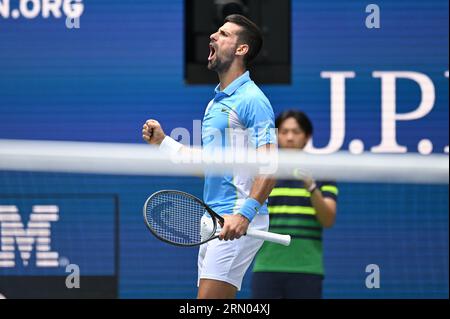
[145,192,212,245]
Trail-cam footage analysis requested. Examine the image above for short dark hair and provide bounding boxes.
[276,110,314,137]
[224,14,263,65]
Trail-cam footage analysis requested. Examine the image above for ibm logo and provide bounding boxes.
[0,205,60,268]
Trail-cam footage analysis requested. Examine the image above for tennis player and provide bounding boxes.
[142,14,277,299]
[252,110,338,299]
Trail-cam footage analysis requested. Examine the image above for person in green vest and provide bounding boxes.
[252,110,338,299]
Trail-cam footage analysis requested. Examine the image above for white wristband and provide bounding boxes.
[159,136,183,157]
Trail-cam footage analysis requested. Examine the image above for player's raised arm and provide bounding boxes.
[142,119,204,159]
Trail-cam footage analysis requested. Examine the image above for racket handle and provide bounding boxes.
[246,229,291,246]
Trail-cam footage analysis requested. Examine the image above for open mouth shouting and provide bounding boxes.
[208,43,217,62]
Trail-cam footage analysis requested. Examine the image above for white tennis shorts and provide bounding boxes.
[197,214,269,291]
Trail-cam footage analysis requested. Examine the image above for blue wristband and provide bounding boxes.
[237,198,262,222]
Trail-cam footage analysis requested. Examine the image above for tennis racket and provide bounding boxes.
[143,190,291,247]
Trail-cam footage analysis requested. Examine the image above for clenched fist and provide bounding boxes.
[142,119,166,145]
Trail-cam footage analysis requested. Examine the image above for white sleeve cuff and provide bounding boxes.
[159,136,183,157]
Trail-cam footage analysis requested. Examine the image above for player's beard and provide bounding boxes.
[208,47,236,74]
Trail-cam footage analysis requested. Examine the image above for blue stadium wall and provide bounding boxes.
[0,0,448,298]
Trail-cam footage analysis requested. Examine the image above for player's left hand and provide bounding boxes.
[219,214,250,241]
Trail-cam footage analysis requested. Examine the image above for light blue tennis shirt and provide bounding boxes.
[202,71,276,217]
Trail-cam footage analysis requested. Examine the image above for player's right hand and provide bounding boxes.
[218,214,249,241]
[143,119,166,145]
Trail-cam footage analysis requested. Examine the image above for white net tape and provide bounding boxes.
[0,139,448,184]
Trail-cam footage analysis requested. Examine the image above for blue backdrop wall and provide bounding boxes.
[0,0,448,298]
